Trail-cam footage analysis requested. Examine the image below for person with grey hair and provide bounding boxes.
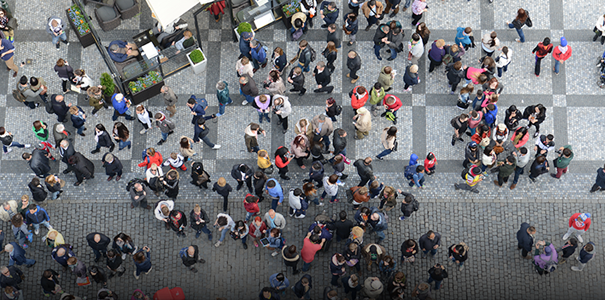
[240,74,258,105]
[58,139,75,174]
[129,183,152,210]
[312,114,334,151]
[102,152,123,181]
[111,93,134,121]
[216,81,232,117]
[0,200,17,222]
[313,61,334,93]
[4,242,35,267]
[0,265,24,290]
[160,85,178,118]
[249,39,268,71]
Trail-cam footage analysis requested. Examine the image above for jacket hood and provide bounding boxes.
[244,125,256,136]
[409,153,418,166]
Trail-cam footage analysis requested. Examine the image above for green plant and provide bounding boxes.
[100,73,115,96]
[67,5,91,35]
[237,22,252,35]
[128,71,163,94]
[188,49,205,64]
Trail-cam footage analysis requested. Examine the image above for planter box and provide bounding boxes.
[128,80,164,105]
[234,28,254,41]
[187,48,207,75]
[65,9,95,48]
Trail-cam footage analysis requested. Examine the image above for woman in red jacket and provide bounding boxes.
[350,86,368,114]
[243,194,260,222]
[382,95,402,125]
[138,148,163,169]
[531,37,553,77]
[275,146,293,180]
[552,37,571,75]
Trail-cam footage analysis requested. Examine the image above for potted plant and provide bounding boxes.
[66,5,94,48]
[100,73,116,102]
[127,70,164,104]
[187,48,207,74]
[234,22,254,41]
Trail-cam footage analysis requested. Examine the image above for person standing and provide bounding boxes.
[562,213,591,243]
[273,97,291,134]
[0,265,23,290]
[4,243,34,268]
[571,242,595,272]
[216,81,232,117]
[353,107,372,140]
[319,2,339,28]
[0,35,18,77]
[293,274,312,298]
[312,114,334,151]
[291,40,313,73]
[496,47,513,78]
[354,157,375,187]
[450,113,469,146]
[86,233,110,263]
[426,264,448,290]
[250,39,268,71]
[410,0,427,26]
[68,152,95,186]
[160,86,177,118]
[301,232,325,271]
[551,145,573,179]
[384,0,401,17]
[528,155,549,182]
[269,272,290,293]
[101,153,122,182]
[212,177,232,212]
[447,242,469,271]
[419,230,441,258]
[506,9,531,43]
[557,238,578,264]
[265,178,284,210]
[111,93,134,121]
[408,33,424,65]
[343,13,358,46]
[180,245,206,273]
[516,222,536,259]
[552,37,571,75]
[128,182,152,210]
[361,0,384,31]
[428,39,445,73]
[590,164,605,193]
[346,51,361,85]
[47,17,69,49]
[24,204,52,235]
[372,24,389,60]
[493,155,516,188]
[313,62,334,94]
[531,37,553,77]
[132,246,152,279]
[22,149,51,179]
[287,67,306,95]
[593,13,605,45]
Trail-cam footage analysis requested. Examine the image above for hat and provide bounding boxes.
[560,37,567,47]
[470,166,481,176]
[469,141,478,148]
[498,124,506,131]
[241,32,253,39]
[544,246,552,255]
[579,213,591,221]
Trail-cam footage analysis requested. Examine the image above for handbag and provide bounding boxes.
[263,165,274,175]
[59,179,66,188]
[230,231,240,240]
[342,24,352,35]
[392,139,398,152]
[493,145,504,154]
[76,276,91,286]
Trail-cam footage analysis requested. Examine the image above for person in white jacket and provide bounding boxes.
[273,96,292,134]
[594,14,605,45]
[153,200,174,230]
[321,174,340,203]
[214,213,235,247]
[0,200,18,222]
[495,46,512,78]
[408,33,424,65]
[288,188,306,219]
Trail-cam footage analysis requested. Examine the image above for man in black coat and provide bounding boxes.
[373,24,390,60]
[353,157,375,187]
[181,245,206,273]
[22,149,51,178]
[326,24,341,48]
[68,152,94,186]
[346,51,362,84]
[50,94,70,123]
[193,118,221,149]
[101,153,123,181]
[332,128,347,157]
[590,165,605,192]
[86,232,111,262]
[516,222,536,259]
[287,66,306,95]
[0,266,23,289]
[313,62,334,94]
[58,139,75,174]
[231,164,253,192]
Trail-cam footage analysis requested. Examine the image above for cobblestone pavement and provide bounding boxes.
[1,0,605,298]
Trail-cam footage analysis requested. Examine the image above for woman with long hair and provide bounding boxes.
[529,155,549,182]
[479,56,496,77]
[44,174,63,200]
[506,8,531,43]
[112,122,131,151]
[303,181,321,206]
[481,31,500,57]
[376,126,397,160]
[495,46,513,77]
[522,104,547,138]
[511,126,529,149]
[271,47,287,73]
[265,70,286,95]
[275,146,293,180]
[290,134,310,168]
[91,123,114,154]
[179,136,196,162]
[504,105,522,131]
[112,233,137,260]
[133,246,152,279]
[415,22,430,47]
[481,146,497,174]
[231,220,249,249]
[378,186,398,211]
[322,41,338,73]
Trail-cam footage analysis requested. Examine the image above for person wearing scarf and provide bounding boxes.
[552,37,572,75]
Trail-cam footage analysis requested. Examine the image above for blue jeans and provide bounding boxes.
[51,191,60,200]
[377,149,392,159]
[409,177,425,187]
[217,98,232,116]
[92,248,107,261]
[52,32,67,44]
[302,261,312,271]
[245,211,255,221]
[119,140,131,150]
[9,256,35,266]
[3,141,24,153]
[423,248,437,256]
[258,112,270,123]
[200,136,215,148]
[469,127,477,136]
[240,88,256,104]
[404,0,412,8]
[251,146,260,153]
[161,132,169,141]
[367,15,379,27]
[554,59,561,74]
[321,191,337,202]
[271,198,279,210]
[497,64,509,77]
[373,45,382,59]
[389,47,397,59]
[197,226,212,239]
[112,108,134,121]
[32,221,52,232]
[76,126,85,135]
[322,136,331,150]
[427,277,442,290]
[296,62,310,73]
[451,256,464,266]
[218,227,230,242]
[512,166,524,184]
[508,23,525,42]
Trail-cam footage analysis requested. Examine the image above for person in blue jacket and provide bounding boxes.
[239,32,253,59]
[367,208,387,244]
[483,103,498,128]
[269,273,290,293]
[186,96,216,125]
[69,105,86,136]
[24,204,52,235]
[319,2,339,28]
[266,179,284,210]
[4,242,35,267]
[108,40,139,63]
[571,242,595,271]
[250,40,267,70]
[455,27,474,50]
[111,93,134,121]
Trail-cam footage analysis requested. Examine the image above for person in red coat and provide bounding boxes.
[138,148,163,169]
[208,1,226,22]
[562,213,590,243]
[350,86,368,114]
[275,146,293,180]
[552,37,571,75]
[243,194,260,222]
[382,95,402,125]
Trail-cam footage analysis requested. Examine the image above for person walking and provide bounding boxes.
[481,31,500,57]
[0,127,30,155]
[4,243,35,268]
[531,37,553,77]
[216,81,232,117]
[571,242,595,272]
[361,0,384,31]
[562,212,591,243]
[376,126,397,160]
[495,47,512,78]
[86,232,110,263]
[552,37,571,75]
[506,9,532,43]
[343,13,359,46]
[427,264,448,290]
[528,155,549,182]
[353,107,372,140]
[154,112,176,146]
[403,65,419,92]
[419,230,440,258]
[132,246,152,279]
[68,152,95,186]
[212,177,232,212]
[510,148,529,190]
[557,238,578,264]
[112,122,131,151]
[408,33,424,65]
[313,61,334,93]
[593,13,605,45]
[450,113,469,146]
[346,51,361,84]
[492,155,516,188]
[590,164,605,193]
[40,269,63,296]
[551,145,573,179]
[410,0,427,26]
[193,118,221,150]
[354,157,375,187]
[0,33,18,77]
[111,93,134,121]
[301,232,325,271]
[91,124,114,154]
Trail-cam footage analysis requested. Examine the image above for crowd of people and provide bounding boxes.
[0,0,602,298]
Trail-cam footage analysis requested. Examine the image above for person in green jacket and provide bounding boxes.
[368,82,385,117]
[493,155,516,187]
[215,81,232,117]
[551,145,573,179]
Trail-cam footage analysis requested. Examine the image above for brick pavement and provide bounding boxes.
[0,0,604,298]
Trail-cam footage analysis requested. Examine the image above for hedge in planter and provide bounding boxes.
[128,71,163,94]
[189,49,205,64]
[100,73,115,97]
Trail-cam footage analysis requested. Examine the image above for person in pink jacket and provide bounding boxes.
[552,37,571,75]
[382,95,402,125]
[562,213,590,243]
[464,66,487,86]
[510,127,529,149]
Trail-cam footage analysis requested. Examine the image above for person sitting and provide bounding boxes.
[172,30,195,53]
[108,40,139,63]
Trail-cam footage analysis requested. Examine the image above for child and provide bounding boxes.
[257,150,272,173]
[212,177,232,212]
[368,181,384,199]
[470,89,485,111]
[243,194,260,222]
[468,110,483,136]
[163,152,187,171]
[558,238,578,264]
[424,152,437,175]
[308,162,324,188]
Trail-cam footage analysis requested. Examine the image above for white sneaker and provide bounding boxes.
[562,233,570,240]
[295,214,306,219]
[34,228,39,235]
[93,113,98,117]
[139,129,148,135]
[4,148,12,153]
[24,144,31,148]
[145,266,153,274]
[318,202,324,206]
[134,270,140,279]
[271,251,279,257]
[121,254,127,260]
[212,145,221,150]
[215,241,222,247]
[577,235,583,243]
[242,100,249,106]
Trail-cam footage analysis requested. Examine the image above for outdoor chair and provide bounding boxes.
[115,0,140,20]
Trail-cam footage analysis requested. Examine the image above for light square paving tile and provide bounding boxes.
[565,42,605,95]
[14,0,73,30]
[8,42,69,95]
[494,0,550,30]
[494,41,553,95]
[208,29,221,42]
[355,108,412,160]
[216,106,272,159]
[0,95,6,107]
[563,0,604,30]
[425,0,481,30]
[354,41,411,94]
[567,107,605,160]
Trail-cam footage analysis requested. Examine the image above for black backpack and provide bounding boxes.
[461,166,470,180]
[45,101,54,114]
[334,104,342,116]
[307,45,317,62]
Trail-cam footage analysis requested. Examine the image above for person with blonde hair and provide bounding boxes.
[44,228,65,248]
[428,39,445,72]
[44,175,63,200]
[257,149,272,173]
[68,105,87,137]
[353,107,372,140]
[190,204,212,240]
[236,56,254,78]
[212,177,232,212]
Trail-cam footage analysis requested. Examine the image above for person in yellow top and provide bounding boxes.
[454,165,483,194]
[44,229,65,248]
[257,149,272,173]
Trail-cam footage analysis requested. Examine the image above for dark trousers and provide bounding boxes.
[534,56,545,76]
[348,3,360,15]
[92,248,107,261]
[358,176,370,187]
[512,166,524,184]
[279,166,289,178]
[106,169,123,177]
[331,274,341,286]
[237,177,253,193]
[428,55,442,73]
[349,67,359,80]
[314,85,334,93]
[61,80,69,93]
[497,174,509,186]
[519,244,529,257]
[91,102,109,115]
[384,0,399,14]
[527,121,541,133]
[277,115,288,131]
[222,195,228,211]
[411,13,422,25]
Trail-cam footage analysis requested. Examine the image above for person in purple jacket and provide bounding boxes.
[428,39,445,73]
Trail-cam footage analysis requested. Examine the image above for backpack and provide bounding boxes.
[461,166,471,180]
[404,165,417,180]
[307,45,317,62]
[194,96,208,111]
[179,246,188,258]
[141,148,149,161]
[292,28,303,41]
[12,89,26,102]
[544,259,558,273]
[126,178,148,192]
[45,100,54,114]
[442,52,454,65]
[385,111,396,121]
[411,199,419,211]
[334,104,342,116]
